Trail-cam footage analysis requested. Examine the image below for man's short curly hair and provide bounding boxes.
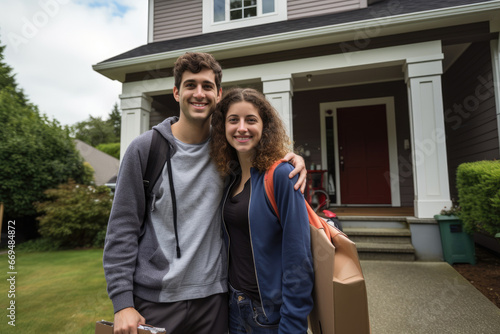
[210,87,291,176]
[173,52,222,90]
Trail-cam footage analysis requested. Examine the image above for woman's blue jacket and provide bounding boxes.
[222,162,314,333]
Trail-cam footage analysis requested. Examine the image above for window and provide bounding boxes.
[214,0,276,22]
[214,0,225,22]
[230,0,257,21]
[204,0,286,33]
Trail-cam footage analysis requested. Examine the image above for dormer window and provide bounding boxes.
[204,0,286,33]
[214,0,275,22]
[229,0,258,20]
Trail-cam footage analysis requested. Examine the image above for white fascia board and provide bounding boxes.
[92,1,500,81]
[221,41,442,83]
[121,77,175,98]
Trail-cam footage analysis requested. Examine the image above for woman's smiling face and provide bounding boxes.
[225,101,263,157]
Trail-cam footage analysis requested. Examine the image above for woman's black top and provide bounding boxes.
[223,176,260,302]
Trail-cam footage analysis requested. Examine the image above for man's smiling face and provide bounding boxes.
[173,68,222,125]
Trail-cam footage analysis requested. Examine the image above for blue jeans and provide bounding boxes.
[228,284,279,334]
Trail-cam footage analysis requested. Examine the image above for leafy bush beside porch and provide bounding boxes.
[34,180,113,249]
[457,160,500,236]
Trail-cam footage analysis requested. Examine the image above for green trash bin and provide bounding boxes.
[434,215,476,265]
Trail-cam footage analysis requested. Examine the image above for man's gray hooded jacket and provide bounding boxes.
[103,117,227,314]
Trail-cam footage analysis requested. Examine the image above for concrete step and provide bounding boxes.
[338,216,416,261]
[344,227,411,244]
[339,216,409,229]
[355,242,416,261]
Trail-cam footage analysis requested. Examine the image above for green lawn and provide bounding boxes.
[0,249,114,333]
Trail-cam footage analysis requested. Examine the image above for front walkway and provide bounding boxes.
[361,260,500,333]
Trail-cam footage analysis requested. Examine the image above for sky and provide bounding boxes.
[0,0,148,126]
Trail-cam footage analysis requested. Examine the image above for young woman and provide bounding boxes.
[210,88,314,334]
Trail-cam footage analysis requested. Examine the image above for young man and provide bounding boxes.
[103,52,306,334]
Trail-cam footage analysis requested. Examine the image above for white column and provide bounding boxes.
[404,54,452,218]
[262,74,294,142]
[119,93,152,160]
[491,37,500,154]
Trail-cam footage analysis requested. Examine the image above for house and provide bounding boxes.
[93,0,500,260]
[74,139,120,186]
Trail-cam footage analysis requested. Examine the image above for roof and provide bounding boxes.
[74,140,120,186]
[98,0,494,64]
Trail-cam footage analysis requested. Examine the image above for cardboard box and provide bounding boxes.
[95,320,166,334]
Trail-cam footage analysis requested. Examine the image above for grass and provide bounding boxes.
[0,249,114,333]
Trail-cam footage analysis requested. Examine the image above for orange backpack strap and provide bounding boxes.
[264,159,332,241]
[305,200,332,240]
[264,159,287,220]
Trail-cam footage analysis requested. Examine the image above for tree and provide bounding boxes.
[71,103,121,147]
[0,44,27,104]
[71,115,118,147]
[0,40,90,219]
[107,102,121,139]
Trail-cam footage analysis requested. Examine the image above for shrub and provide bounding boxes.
[457,160,500,235]
[34,180,113,248]
[96,142,120,159]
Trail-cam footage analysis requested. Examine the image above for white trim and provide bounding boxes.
[262,74,294,140]
[221,41,442,83]
[119,94,152,160]
[404,53,452,218]
[319,97,400,206]
[147,0,155,44]
[122,77,174,98]
[491,38,500,155]
[93,0,500,74]
[202,0,287,33]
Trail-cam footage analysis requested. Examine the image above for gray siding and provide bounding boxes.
[443,41,500,201]
[287,0,366,20]
[153,0,203,42]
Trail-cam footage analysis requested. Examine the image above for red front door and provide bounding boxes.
[337,105,391,204]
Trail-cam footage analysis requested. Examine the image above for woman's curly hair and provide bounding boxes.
[210,87,291,176]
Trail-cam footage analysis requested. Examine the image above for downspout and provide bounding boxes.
[491,37,500,155]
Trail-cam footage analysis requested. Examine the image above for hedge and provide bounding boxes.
[96,142,120,159]
[457,160,500,236]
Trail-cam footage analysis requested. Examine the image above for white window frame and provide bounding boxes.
[203,0,287,33]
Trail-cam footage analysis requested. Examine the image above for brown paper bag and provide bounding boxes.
[263,160,370,333]
[308,224,370,334]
